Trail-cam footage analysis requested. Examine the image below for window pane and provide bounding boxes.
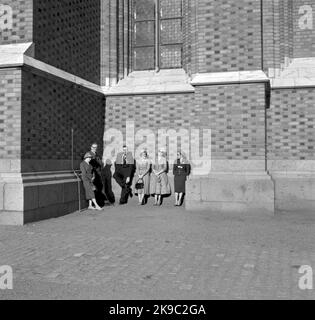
[160,0,182,18]
[160,19,182,44]
[160,45,182,68]
[134,47,155,70]
[134,21,155,47]
[134,0,155,20]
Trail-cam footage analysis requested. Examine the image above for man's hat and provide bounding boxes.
[84,152,94,159]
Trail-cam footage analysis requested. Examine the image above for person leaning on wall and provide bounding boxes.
[113,145,135,205]
[80,152,103,211]
[101,159,116,205]
[173,151,191,206]
[150,149,171,206]
[89,142,107,206]
[134,149,151,205]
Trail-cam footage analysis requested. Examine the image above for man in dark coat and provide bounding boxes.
[101,159,116,204]
[113,145,135,205]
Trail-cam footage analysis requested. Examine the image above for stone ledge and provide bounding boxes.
[0,43,103,94]
[104,69,195,96]
[191,70,269,86]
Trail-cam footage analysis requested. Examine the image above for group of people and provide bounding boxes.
[80,143,191,210]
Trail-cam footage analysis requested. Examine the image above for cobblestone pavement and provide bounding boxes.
[1,200,315,300]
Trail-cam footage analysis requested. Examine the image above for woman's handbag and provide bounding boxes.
[135,178,144,190]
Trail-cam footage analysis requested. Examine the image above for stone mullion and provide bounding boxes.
[101,0,110,86]
[117,0,124,81]
[109,0,118,85]
[273,0,281,72]
[123,0,129,78]
[128,0,134,74]
[190,0,199,75]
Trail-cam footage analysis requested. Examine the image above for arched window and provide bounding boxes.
[133,0,183,71]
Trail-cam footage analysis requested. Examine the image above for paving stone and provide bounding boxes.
[0,205,315,299]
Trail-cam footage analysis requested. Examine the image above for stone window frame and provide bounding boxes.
[132,0,184,71]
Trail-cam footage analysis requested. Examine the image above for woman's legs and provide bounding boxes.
[138,193,142,204]
[92,198,102,210]
[140,193,145,204]
[175,193,179,205]
[88,200,94,209]
[138,192,145,205]
[178,193,184,206]
[157,195,162,206]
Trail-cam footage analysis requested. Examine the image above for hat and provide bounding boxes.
[84,152,94,159]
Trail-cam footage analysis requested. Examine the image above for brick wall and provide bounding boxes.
[0,68,21,160]
[21,68,105,171]
[263,0,294,72]
[268,88,315,160]
[263,0,315,72]
[33,0,101,84]
[105,83,266,162]
[0,0,33,44]
[293,0,315,58]
[105,92,194,150]
[194,84,266,160]
[196,0,262,73]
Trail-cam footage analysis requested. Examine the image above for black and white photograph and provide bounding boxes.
[0,0,315,307]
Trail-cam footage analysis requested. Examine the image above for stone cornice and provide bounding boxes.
[0,43,103,94]
[1,43,315,93]
[191,70,270,86]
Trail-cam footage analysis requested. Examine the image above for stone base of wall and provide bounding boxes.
[271,173,315,213]
[186,173,275,215]
[0,172,86,225]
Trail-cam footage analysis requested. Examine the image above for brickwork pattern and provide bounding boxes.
[0,0,33,44]
[263,0,315,73]
[33,0,101,84]
[196,0,262,73]
[0,68,21,159]
[21,69,105,162]
[105,84,267,161]
[262,0,294,72]
[293,0,315,58]
[268,88,315,160]
[105,93,194,156]
[194,85,266,160]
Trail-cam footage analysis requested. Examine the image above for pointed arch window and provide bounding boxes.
[133,0,183,71]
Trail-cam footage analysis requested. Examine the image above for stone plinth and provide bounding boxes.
[0,172,86,226]
[272,173,315,213]
[186,172,275,215]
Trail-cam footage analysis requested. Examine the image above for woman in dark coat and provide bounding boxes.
[173,152,191,206]
[80,152,102,211]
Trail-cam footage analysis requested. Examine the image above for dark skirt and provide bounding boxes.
[83,181,95,200]
[174,175,187,194]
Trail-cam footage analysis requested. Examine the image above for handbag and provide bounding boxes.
[135,178,144,190]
